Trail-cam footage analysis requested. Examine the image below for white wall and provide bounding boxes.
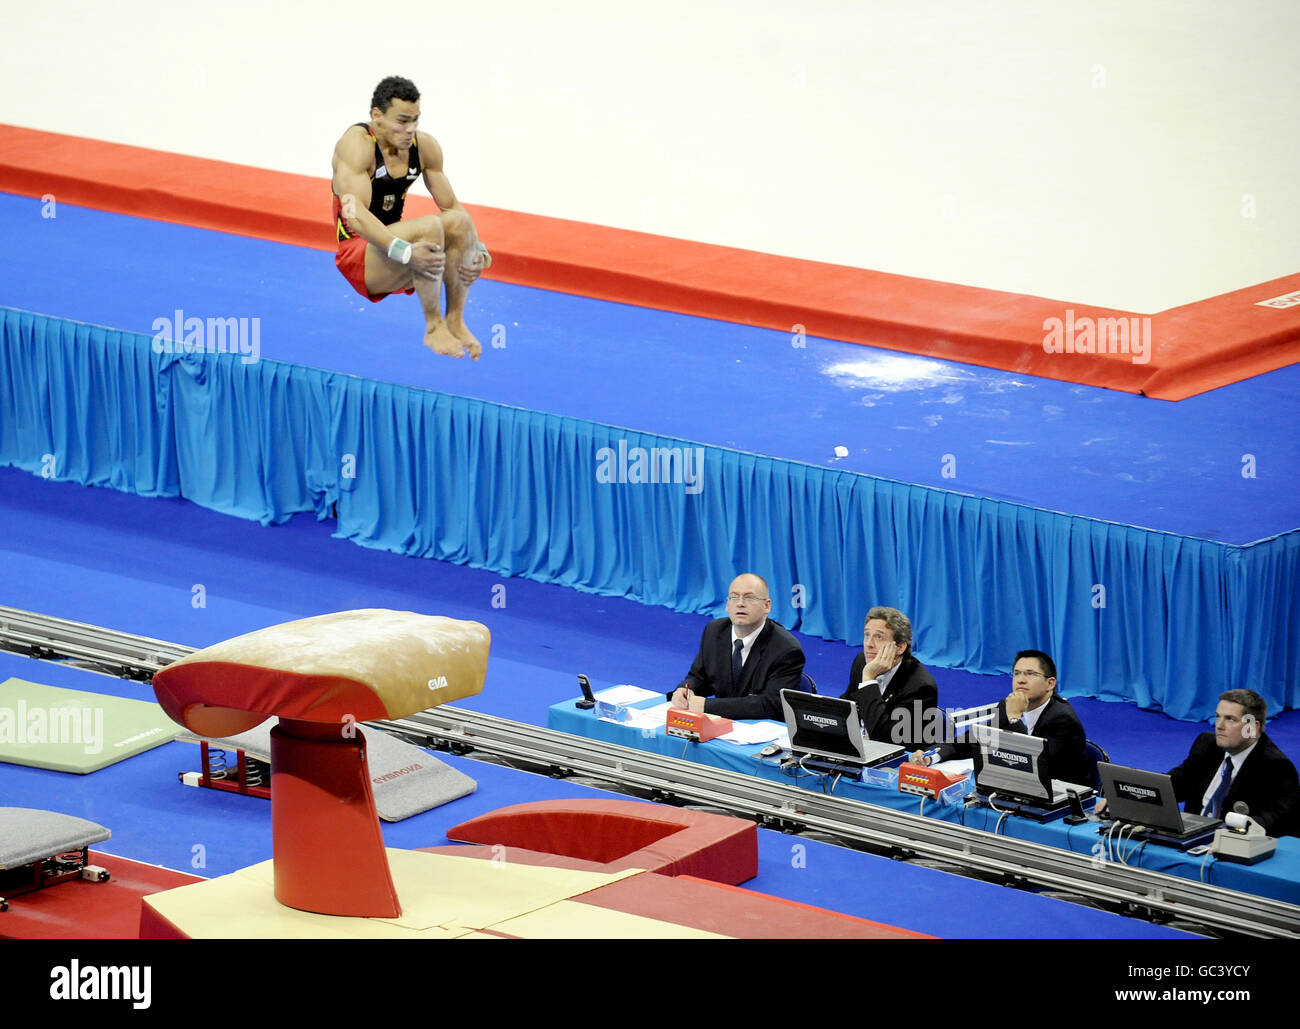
[5,0,1296,311]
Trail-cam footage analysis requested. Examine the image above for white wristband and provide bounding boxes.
[387,238,412,264]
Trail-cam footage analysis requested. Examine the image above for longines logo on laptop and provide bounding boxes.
[1116,780,1161,804]
[800,713,840,729]
[991,749,1029,769]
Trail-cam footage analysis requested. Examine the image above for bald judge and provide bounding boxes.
[668,573,806,721]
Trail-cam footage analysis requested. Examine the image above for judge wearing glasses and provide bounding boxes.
[911,649,1091,787]
[669,573,805,720]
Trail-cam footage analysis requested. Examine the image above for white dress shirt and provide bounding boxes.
[731,619,767,672]
[1199,740,1257,814]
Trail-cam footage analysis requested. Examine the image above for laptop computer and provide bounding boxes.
[1097,762,1222,840]
[779,690,903,769]
[969,723,1094,808]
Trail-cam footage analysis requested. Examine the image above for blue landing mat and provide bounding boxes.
[0,652,1188,939]
[1,192,1296,545]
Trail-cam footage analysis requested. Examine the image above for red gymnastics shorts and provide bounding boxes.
[334,236,415,303]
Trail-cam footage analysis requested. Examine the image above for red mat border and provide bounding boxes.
[0,850,203,940]
[3,123,1297,400]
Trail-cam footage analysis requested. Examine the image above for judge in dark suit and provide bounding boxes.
[841,606,938,751]
[1168,689,1300,838]
[668,573,805,721]
[912,649,1091,787]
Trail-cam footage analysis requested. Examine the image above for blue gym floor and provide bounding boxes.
[3,191,1297,545]
[2,189,1296,939]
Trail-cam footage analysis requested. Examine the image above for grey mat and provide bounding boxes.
[0,807,111,869]
[180,720,476,821]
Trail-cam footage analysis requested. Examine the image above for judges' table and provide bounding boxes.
[547,698,1300,906]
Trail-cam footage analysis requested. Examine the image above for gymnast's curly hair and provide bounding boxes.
[371,76,420,114]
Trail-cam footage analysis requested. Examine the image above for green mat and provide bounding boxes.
[0,677,181,774]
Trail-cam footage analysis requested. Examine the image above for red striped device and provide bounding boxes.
[898,762,965,799]
[666,709,734,742]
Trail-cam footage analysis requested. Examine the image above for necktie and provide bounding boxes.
[732,639,745,692]
[1203,755,1234,817]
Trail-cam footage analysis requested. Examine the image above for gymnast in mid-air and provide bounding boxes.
[331,75,490,360]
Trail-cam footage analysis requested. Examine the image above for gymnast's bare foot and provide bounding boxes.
[424,321,466,359]
[447,315,482,361]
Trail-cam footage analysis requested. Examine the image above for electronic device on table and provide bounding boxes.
[665,707,733,742]
[969,723,1093,818]
[780,689,902,775]
[1096,761,1222,849]
[899,762,966,799]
